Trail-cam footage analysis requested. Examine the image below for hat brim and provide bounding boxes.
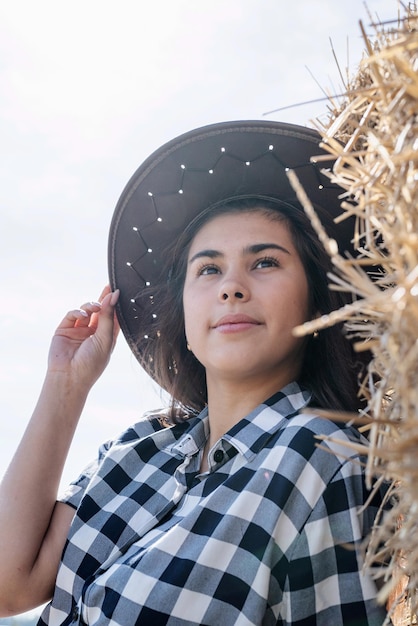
[108,120,348,377]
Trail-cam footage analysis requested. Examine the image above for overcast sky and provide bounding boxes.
[0,0,398,501]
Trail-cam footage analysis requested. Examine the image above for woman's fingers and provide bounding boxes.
[90,290,120,350]
[48,289,120,382]
[56,287,116,333]
[55,306,99,336]
[75,301,102,328]
[100,289,119,310]
[59,309,87,326]
[98,285,112,301]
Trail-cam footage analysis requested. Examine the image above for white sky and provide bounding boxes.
[0,0,398,513]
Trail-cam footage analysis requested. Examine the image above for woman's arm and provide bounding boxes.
[0,288,119,616]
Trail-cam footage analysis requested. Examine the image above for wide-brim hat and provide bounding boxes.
[108,120,349,381]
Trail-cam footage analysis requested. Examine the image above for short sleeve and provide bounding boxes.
[57,412,171,510]
[58,439,113,510]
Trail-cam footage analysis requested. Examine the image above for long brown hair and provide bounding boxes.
[138,198,364,418]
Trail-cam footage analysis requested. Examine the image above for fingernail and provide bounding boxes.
[90,301,102,307]
[110,289,120,306]
[78,309,89,317]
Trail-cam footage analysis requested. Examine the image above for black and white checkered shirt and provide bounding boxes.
[38,383,386,625]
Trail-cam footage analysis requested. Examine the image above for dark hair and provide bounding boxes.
[140,198,364,418]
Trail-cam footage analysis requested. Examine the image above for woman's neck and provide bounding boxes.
[204,375,287,449]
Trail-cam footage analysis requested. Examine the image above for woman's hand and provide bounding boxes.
[48,286,120,389]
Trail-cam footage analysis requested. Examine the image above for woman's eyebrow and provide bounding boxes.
[247,243,291,255]
[188,249,222,264]
[188,243,291,265]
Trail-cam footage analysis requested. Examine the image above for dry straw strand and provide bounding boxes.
[289,4,418,622]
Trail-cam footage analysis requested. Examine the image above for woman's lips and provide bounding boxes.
[213,314,261,333]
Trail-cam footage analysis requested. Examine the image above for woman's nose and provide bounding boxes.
[221,290,244,300]
[218,277,250,302]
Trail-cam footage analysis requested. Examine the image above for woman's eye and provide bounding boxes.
[254,257,279,269]
[199,264,220,276]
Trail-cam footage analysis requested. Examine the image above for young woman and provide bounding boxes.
[0,121,386,625]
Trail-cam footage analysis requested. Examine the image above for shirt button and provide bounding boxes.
[213,449,224,463]
[71,606,79,622]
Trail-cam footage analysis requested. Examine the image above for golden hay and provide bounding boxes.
[289,4,418,624]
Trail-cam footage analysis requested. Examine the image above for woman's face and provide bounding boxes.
[182,210,311,392]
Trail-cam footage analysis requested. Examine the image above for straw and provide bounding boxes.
[288,5,418,622]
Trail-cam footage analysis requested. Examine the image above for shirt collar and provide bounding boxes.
[224,382,311,460]
[171,382,311,462]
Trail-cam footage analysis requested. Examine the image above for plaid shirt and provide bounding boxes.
[38,383,386,626]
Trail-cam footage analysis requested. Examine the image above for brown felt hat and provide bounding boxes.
[108,120,349,381]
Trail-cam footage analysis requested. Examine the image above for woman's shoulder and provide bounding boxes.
[285,409,360,434]
[111,408,190,442]
[59,408,196,508]
[279,409,366,466]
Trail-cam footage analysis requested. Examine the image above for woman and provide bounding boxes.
[0,121,386,625]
